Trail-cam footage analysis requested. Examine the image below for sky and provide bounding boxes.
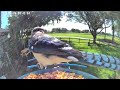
[41,16,90,31]
[1,11,113,34]
[41,15,113,34]
[1,11,11,29]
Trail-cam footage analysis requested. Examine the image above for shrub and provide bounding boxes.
[71,28,81,33]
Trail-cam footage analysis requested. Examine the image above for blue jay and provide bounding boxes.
[29,27,83,69]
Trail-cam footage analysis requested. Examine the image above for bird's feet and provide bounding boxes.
[37,63,47,70]
[53,66,60,68]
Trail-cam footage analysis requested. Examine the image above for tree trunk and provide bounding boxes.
[104,28,106,40]
[104,23,106,40]
[112,18,115,44]
[93,34,97,44]
[112,26,115,43]
[92,30,97,44]
[89,28,97,44]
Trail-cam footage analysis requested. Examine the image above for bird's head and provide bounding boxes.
[31,27,45,36]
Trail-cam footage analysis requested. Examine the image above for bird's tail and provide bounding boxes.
[63,49,83,60]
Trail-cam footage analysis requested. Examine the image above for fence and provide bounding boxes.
[54,36,119,48]
[27,36,118,48]
[54,36,93,46]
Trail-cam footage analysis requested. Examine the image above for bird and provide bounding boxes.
[28,27,83,69]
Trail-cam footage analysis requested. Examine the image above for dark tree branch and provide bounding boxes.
[97,24,112,34]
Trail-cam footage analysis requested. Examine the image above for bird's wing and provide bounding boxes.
[60,48,83,59]
[30,34,83,60]
[33,34,68,48]
[31,35,72,56]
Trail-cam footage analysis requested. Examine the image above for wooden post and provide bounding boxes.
[59,37,61,40]
[79,38,80,43]
[79,38,81,49]
[89,39,90,44]
[69,37,70,44]
[88,39,90,46]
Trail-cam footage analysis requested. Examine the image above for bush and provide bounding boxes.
[105,33,111,36]
[51,28,69,33]
[98,32,105,35]
[81,30,89,33]
[71,28,81,33]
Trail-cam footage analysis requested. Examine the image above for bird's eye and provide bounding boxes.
[33,30,38,32]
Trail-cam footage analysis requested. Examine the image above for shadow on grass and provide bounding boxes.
[74,65,117,79]
[97,39,119,45]
[90,43,120,58]
[70,42,89,51]
[68,61,117,79]
[61,39,120,58]
[64,40,120,79]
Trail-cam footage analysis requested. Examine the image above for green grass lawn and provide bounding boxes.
[48,32,120,79]
[49,32,118,40]
[49,33,120,58]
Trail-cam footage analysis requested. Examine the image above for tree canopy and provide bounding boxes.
[114,20,120,38]
[8,11,62,29]
[103,11,120,43]
[7,11,63,57]
[65,11,120,44]
[8,11,62,39]
[66,11,108,43]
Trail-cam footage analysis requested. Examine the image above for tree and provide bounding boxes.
[71,28,80,33]
[51,28,61,33]
[111,18,115,43]
[8,11,62,39]
[8,11,62,58]
[61,28,68,33]
[114,20,120,38]
[51,28,68,33]
[100,12,111,40]
[66,11,111,44]
[104,22,107,39]
[103,11,120,43]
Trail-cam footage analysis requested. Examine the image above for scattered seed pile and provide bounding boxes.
[24,70,85,79]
